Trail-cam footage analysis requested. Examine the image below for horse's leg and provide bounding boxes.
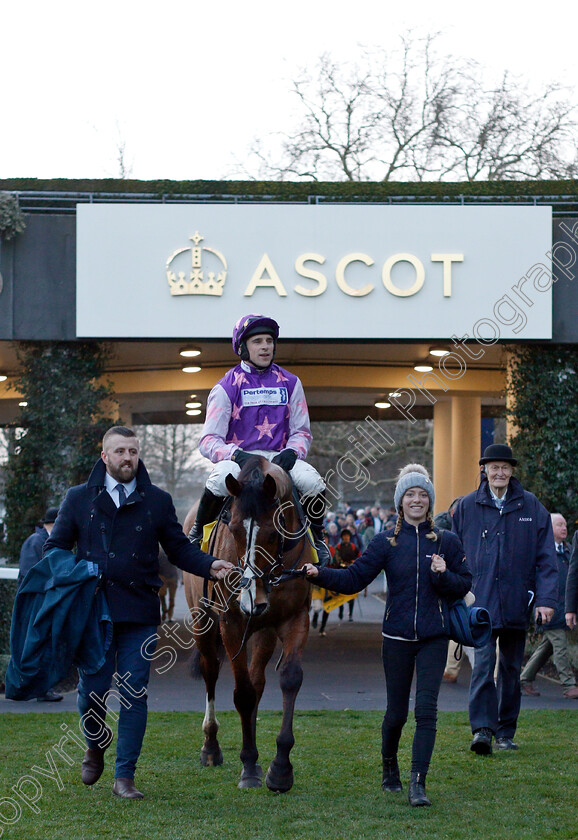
[222,617,264,788]
[183,572,224,767]
[249,626,278,708]
[198,629,223,767]
[265,610,309,793]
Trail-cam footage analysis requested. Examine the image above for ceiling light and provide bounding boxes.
[388,392,402,398]
[414,364,433,373]
[374,400,391,409]
[189,394,197,399]
[179,345,201,358]
[186,402,202,409]
[19,401,28,407]
[182,366,201,373]
[429,346,450,357]
[186,409,202,416]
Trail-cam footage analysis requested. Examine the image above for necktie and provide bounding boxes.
[116,483,127,507]
[557,543,564,554]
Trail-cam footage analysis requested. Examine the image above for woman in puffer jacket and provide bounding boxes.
[304,464,471,808]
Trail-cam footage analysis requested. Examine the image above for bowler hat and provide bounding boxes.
[42,507,60,524]
[479,444,517,467]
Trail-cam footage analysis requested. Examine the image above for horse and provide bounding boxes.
[182,455,314,793]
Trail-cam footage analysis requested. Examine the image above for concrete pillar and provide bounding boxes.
[433,400,453,514]
[504,348,518,444]
[450,396,482,501]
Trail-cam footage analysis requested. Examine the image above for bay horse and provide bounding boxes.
[182,456,314,792]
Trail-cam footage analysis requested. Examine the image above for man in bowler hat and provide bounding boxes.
[452,444,558,754]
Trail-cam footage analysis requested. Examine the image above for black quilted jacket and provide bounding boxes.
[315,520,471,641]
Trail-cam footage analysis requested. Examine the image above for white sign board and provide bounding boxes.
[76,204,553,340]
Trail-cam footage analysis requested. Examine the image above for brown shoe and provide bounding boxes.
[563,686,578,699]
[112,778,144,799]
[520,682,540,697]
[80,726,113,785]
[442,672,458,683]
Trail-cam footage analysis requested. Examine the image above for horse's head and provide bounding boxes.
[225,456,292,617]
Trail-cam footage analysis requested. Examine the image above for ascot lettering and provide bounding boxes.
[244,252,464,297]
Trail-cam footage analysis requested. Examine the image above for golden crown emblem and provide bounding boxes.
[166,231,227,296]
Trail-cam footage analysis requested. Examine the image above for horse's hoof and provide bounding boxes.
[238,774,262,789]
[200,747,223,767]
[265,766,294,793]
[238,764,263,788]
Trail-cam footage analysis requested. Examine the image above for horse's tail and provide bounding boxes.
[189,625,225,680]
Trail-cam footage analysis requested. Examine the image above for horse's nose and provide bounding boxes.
[253,603,267,618]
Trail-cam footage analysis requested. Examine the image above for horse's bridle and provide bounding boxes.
[239,497,308,594]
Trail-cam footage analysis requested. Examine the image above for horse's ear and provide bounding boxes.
[263,473,277,500]
[225,473,242,497]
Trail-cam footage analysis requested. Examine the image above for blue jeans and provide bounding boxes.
[468,629,526,738]
[77,622,156,779]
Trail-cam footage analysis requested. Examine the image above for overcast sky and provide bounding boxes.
[2,0,577,181]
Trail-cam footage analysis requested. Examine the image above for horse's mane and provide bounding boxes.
[236,456,292,519]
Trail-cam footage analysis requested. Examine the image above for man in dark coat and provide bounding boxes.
[452,444,558,755]
[45,426,233,799]
[565,527,578,630]
[18,506,60,584]
[520,513,578,698]
[18,506,63,702]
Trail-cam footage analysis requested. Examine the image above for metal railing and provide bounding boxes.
[7,189,578,216]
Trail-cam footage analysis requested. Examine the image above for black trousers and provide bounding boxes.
[381,635,448,775]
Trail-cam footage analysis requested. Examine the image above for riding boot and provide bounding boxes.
[408,771,431,807]
[303,493,332,566]
[381,757,402,793]
[188,488,225,545]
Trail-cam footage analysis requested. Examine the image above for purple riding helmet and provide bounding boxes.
[232,314,280,361]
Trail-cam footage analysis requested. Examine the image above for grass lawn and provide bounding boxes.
[0,709,576,840]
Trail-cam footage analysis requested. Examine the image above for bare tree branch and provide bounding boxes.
[238,32,577,182]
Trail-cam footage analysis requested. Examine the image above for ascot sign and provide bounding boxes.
[76,204,553,339]
[166,229,463,300]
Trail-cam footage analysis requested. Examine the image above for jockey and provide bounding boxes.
[190,313,330,564]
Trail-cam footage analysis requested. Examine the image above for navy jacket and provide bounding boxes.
[565,532,578,615]
[5,548,111,700]
[452,475,558,630]
[315,521,471,641]
[45,458,214,625]
[550,544,571,629]
[18,526,48,586]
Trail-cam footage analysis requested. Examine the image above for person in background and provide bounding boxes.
[304,464,471,807]
[18,506,63,702]
[333,529,360,621]
[433,497,473,685]
[520,514,578,699]
[565,519,578,631]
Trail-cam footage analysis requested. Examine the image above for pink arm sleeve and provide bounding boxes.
[198,385,238,463]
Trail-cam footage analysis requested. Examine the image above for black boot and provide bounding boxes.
[408,771,431,807]
[381,757,402,793]
[304,493,332,567]
[188,488,225,545]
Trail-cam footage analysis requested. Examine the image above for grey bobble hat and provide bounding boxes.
[393,464,435,512]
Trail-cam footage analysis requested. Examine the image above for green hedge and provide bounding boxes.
[0,177,577,201]
[0,579,17,688]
